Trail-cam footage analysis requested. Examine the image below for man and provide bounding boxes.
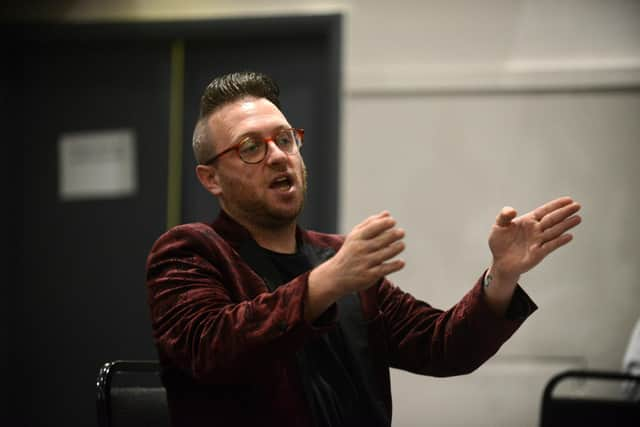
[145,71,582,426]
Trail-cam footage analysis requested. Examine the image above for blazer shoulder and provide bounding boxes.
[147,222,227,260]
[159,222,220,241]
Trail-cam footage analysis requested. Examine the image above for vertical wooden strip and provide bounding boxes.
[167,40,184,229]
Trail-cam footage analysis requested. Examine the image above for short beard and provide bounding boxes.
[256,162,307,228]
[221,163,307,230]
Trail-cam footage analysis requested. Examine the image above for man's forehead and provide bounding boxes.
[208,96,289,145]
[211,97,282,126]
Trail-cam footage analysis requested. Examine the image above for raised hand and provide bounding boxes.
[488,196,582,282]
[306,211,405,320]
[327,211,406,294]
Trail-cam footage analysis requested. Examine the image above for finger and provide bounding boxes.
[542,213,582,241]
[539,232,574,256]
[368,227,405,251]
[370,240,406,265]
[372,259,405,277]
[360,216,396,240]
[532,196,574,221]
[539,202,581,230]
[354,211,390,231]
[495,207,517,227]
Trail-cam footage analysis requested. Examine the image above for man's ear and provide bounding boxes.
[195,164,223,197]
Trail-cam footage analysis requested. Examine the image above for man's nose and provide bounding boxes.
[265,140,288,164]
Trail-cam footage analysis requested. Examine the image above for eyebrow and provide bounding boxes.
[235,125,290,142]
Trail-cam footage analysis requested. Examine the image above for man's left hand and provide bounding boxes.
[488,196,582,284]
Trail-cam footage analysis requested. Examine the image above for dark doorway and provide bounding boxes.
[4,16,341,427]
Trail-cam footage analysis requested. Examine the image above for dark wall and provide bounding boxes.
[2,53,19,427]
[4,16,341,427]
[10,36,170,426]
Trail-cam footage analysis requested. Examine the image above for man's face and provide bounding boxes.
[205,96,306,229]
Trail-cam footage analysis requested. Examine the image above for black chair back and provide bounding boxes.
[96,360,169,427]
[540,369,640,427]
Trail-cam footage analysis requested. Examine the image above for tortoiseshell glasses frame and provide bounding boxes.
[202,128,304,165]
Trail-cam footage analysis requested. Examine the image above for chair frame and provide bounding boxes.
[540,369,640,427]
[96,360,162,427]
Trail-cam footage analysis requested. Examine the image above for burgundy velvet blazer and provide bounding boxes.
[145,210,536,426]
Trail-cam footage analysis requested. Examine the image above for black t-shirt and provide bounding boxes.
[262,247,372,427]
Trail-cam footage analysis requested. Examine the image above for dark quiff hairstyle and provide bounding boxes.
[192,71,281,164]
[200,71,281,117]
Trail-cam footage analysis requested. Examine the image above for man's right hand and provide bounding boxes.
[305,211,406,321]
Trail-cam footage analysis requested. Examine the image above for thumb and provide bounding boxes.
[495,206,517,227]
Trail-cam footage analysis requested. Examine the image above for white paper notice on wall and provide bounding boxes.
[59,129,137,201]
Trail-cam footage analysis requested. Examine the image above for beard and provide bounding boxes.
[219,162,307,230]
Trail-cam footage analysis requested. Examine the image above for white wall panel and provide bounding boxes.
[343,92,640,366]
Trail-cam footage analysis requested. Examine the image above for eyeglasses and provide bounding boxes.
[202,128,304,165]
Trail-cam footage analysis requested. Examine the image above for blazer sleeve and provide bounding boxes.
[378,273,537,377]
[145,224,336,384]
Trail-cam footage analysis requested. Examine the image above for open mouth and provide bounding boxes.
[270,175,293,191]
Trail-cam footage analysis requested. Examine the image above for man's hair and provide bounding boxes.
[192,71,281,164]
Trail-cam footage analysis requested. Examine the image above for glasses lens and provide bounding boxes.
[236,129,301,164]
[275,129,298,153]
[238,138,266,163]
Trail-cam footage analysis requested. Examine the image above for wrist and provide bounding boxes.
[306,262,345,321]
[483,264,519,317]
[487,263,520,285]
[309,263,339,298]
